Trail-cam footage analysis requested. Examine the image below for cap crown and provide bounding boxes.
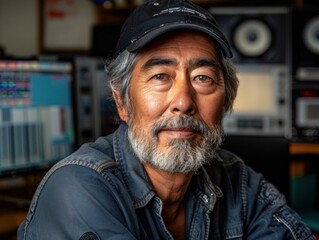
[116,0,232,58]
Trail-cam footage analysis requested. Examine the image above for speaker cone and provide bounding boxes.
[303,16,319,54]
[233,19,272,57]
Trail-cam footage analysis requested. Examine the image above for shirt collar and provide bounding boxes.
[193,167,223,211]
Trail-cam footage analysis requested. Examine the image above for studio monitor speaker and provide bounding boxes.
[291,7,319,77]
[211,7,289,65]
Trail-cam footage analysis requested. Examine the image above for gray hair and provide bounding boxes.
[105,50,238,115]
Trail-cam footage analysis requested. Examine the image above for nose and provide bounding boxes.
[169,79,197,116]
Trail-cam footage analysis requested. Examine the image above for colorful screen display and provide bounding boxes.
[0,60,75,175]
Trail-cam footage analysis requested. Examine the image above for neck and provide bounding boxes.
[144,164,193,204]
[144,164,193,240]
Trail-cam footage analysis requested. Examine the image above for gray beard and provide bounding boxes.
[128,115,223,173]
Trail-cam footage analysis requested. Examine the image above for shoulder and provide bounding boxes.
[211,148,284,207]
[207,148,249,184]
[215,148,243,164]
[40,134,124,196]
[65,135,116,169]
[211,148,267,187]
[19,135,137,239]
[214,150,314,239]
[30,134,125,211]
[209,149,315,239]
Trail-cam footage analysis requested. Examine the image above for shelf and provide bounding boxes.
[290,143,319,155]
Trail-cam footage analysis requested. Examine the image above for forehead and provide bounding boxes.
[137,30,222,61]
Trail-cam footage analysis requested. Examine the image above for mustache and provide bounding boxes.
[151,115,209,137]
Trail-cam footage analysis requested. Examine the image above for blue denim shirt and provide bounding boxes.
[18,123,315,240]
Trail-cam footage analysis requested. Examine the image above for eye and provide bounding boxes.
[151,73,170,81]
[148,73,173,91]
[193,75,219,85]
[192,73,224,94]
[194,75,212,83]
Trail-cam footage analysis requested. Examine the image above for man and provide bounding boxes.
[18,0,315,239]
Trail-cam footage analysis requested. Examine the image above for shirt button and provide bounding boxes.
[202,194,209,203]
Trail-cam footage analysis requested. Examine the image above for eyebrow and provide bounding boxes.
[141,58,178,71]
[189,58,221,71]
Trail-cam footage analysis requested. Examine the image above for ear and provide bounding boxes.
[112,91,129,123]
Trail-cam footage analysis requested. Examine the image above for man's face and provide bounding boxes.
[116,31,226,173]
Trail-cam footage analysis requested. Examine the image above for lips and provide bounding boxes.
[151,115,205,139]
[159,128,198,138]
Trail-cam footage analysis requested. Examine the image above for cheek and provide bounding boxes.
[131,90,167,122]
[145,94,165,112]
[198,93,225,126]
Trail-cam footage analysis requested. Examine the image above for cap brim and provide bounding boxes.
[126,23,233,58]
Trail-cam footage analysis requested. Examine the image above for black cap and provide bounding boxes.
[116,0,233,58]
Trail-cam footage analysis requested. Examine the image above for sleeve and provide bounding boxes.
[18,164,141,240]
[244,166,316,240]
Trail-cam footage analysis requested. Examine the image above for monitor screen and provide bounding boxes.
[0,59,75,176]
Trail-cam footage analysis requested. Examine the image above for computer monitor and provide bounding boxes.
[0,59,75,176]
